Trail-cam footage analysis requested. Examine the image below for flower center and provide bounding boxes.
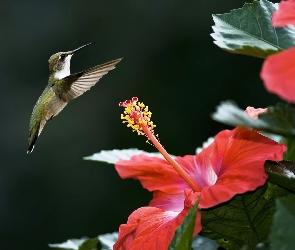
[119,97,201,192]
[119,97,157,143]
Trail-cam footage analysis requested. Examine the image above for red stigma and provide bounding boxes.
[118,97,139,107]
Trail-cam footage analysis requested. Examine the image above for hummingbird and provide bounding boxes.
[27,42,122,153]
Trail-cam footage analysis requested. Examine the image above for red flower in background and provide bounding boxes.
[272,0,295,27]
[114,98,286,250]
[261,0,295,102]
[261,47,295,102]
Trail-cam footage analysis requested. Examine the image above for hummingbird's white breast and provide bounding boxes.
[54,55,72,80]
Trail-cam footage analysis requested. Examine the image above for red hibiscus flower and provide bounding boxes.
[261,47,295,102]
[112,98,286,250]
[272,0,295,27]
[261,0,295,102]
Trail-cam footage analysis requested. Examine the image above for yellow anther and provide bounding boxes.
[120,98,158,144]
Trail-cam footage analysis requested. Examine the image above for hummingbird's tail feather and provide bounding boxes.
[27,128,39,154]
[27,119,46,154]
[27,134,38,154]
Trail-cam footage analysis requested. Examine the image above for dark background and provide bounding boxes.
[0,1,279,249]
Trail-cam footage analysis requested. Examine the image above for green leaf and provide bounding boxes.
[211,0,295,58]
[255,242,270,250]
[212,101,295,138]
[200,182,290,250]
[281,138,295,161]
[191,235,220,250]
[98,232,118,250]
[212,100,268,129]
[49,237,99,250]
[269,195,295,250]
[265,161,295,193]
[84,149,174,164]
[79,238,100,250]
[168,199,199,250]
[49,233,118,250]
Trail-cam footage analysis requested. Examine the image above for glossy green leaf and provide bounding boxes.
[79,238,100,250]
[49,237,99,250]
[84,149,175,164]
[168,199,199,250]
[191,235,220,250]
[212,101,295,137]
[49,233,118,250]
[201,182,290,250]
[97,232,118,250]
[281,138,295,161]
[211,0,295,58]
[255,242,270,250]
[265,161,295,193]
[269,195,295,250]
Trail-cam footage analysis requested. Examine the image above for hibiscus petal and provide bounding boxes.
[115,155,190,194]
[198,128,286,208]
[177,130,233,189]
[178,155,218,188]
[114,192,201,250]
[149,191,186,212]
[273,0,295,27]
[260,47,295,102]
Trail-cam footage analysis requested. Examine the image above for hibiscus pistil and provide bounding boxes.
[119,97,201,192]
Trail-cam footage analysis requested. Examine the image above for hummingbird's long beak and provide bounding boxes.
[72,42,95,54]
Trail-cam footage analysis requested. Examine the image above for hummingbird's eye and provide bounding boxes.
[59,54,66,60]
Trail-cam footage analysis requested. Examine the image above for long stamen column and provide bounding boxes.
[119,97,201,192]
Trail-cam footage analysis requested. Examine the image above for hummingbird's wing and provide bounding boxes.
[53,58,122,102]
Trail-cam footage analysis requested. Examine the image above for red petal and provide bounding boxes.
[273,0,295,27]
[149,191,186,211]
[175,130,233,190]
[198,128,286,208]
[261,47,295,102]
[114,192,201,250]
[115,155,190,194]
